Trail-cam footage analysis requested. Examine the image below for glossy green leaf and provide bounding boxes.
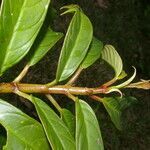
[0,0,50,75]
[0,99,50,150]
[32,96,75,150]
[61,109,75,137]
[101,45,123,78]
[28,27,63,66]
[56,6,93,82]
[102,97,122,130]
[76,99,104,150]
[81,37,103,69]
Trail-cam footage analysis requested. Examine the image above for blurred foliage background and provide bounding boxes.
[0,0,150,149]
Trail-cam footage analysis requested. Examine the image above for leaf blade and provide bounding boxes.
[102,97,122,130]
[32,96,75,150]
[61,109,75,137]
[28,27,63,66]
[0,99,49,150]
[101,45,123,78]
[81,37,103,69]
[0,0,50,75]
[76,99,104,150]
[56,7,93,82]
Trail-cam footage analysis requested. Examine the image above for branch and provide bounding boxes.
[0,82,107,95]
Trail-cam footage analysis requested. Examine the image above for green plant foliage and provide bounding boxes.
[114,67,136,89]
[117,70,127,80]
[76,99,104,150]
[102,97,122,130]
[61,109,75,137]
[32,96,75,150]
[81,37,103,69]
[101,45,123,79]
[56,5,93,82]
[0,0,50,75]
[102,96,138,130]
[28,27,63,66]
[0,1,147,149]
[119,96,138,110]
[0,99,50,150]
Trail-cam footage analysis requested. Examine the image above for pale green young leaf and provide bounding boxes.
[32,96,75,150]
[81,37,103,69]
[102,97,122,130]
[101,45,123,78]
[56,6,93,82]
[61,109,75,137]
[28,27,63,66]
[115,67,136,89]
[117,70,127,80]
[0,0,50,75]
[76,99,104,150]
[0,99,50,150]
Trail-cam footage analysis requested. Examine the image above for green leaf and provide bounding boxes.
[61,109,75,137]
[102,97,122,130]
[56,6,93,82]
[76,99,104,150]
[101,45,123,78]
[28,27,63,66]
[117,70,127,80]
[81,37,103,69]
[32,96,75,150]
[0,0,50,75]
[119,96,138,110]
[115,67,136,89]
[0,99,49,150]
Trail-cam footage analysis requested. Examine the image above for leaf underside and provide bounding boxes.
[101,45,123,78]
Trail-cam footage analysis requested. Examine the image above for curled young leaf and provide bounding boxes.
[56,5,93,82]
[126,79,150,90]
[115,67,136,89]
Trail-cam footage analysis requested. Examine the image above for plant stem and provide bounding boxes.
[0,82,107,95]
[46,94,62,112]
[14,90,32,102]
[13,64,30,82]
[46,79,57,87]
[67,67,83,85]
[101,77,116,87]
[89,95,102,102]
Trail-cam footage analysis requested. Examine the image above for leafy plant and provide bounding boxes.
[0,2,149,150]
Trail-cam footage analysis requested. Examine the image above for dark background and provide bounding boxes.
[0,0,150,149]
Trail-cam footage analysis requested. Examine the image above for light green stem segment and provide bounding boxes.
[46,94,62,113]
